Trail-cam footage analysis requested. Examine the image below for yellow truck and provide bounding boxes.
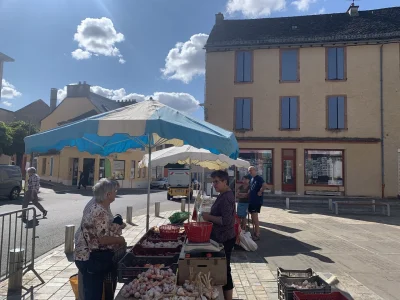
[167,168,193,200]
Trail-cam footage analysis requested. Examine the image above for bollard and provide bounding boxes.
[286,198,290,210]
[372,200,376,213]
[8,248,25,291]
[328,199,333,211]
[127,206,133,224]
[155,202,160,217]
[181,199,186,212]
[64,225,75,254]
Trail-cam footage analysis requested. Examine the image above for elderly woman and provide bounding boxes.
[22,167,47,222]
[74,178,126,300]
[202,170,236,300]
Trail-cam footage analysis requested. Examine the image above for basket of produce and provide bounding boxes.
[118,255,178,283]
[278,276,331,300]
[159,225,180,240]
[293,291,348,300]
[277,268,315,279]
[169,211,190,224]
[131,239,183,256]
[184,222,213,243]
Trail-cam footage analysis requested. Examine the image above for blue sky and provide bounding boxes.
[0,0,398,120]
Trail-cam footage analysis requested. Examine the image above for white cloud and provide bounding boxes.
[71,17,125,64]
[1,79,22,100]
[226,0,286,18]
[318,7,326,14]
[291,0,317,12]
[2,100,12,107]
[161,33,208,84]
[71,49,92,60]
[57,84,200,113]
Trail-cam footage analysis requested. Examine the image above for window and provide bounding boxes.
[327,96,346,130]
[280,97,299,130]
[234,98,252,130]
[50,157,54,176]
[235,51,253,83]
[304,150,343,186]
[280,49,299,82]
[237,150,273,184]
[130,161,135,179]
[99,159,105,179]
[327,47,346,80]
[113,160,125,180]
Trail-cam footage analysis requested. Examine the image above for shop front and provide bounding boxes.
[236,142,381,197]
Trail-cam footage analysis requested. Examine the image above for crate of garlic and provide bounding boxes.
[119,265,222,300]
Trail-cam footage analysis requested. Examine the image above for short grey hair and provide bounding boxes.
[92,178,116,203]
[27,167,36,174]
[248,166,256,171]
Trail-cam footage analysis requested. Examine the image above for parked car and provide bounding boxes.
[150,177,168,189]
[0,165,22,200]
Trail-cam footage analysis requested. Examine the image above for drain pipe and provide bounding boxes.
[380,44,385,198]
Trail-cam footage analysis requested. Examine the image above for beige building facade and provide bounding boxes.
[36,82,148,188]
[205,6,400,198]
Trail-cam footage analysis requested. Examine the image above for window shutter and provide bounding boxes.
[242,99,251,129]
[289,97,298,129]
[235,99,244,129]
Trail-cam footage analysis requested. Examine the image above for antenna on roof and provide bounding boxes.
[346,0,360,6]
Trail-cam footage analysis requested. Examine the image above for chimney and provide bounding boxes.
[50,88,57,112]
[347,3,359,16]
[66,81,91,98]
[215,12,224,24]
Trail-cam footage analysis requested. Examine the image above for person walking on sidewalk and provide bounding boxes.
[78,171,87,190]
[248,166,268,241]
[22,167,47,222]
[202,170,236,300]
[74,178,126,300]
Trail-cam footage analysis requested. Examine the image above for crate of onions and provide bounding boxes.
[278,276,331,300]
[131,239,184,256]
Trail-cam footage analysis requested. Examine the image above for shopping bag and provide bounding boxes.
[69,274,79,299]
[239,231,258,252]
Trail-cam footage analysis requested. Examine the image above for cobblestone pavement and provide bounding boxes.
[2,202,399,300]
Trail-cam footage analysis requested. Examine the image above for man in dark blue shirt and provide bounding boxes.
[248,166,268,240]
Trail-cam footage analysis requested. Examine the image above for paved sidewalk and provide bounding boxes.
[2,203,398,300]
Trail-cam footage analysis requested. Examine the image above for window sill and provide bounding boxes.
[234,129,253,133]
[325,79,347,82]
[279,80,300,83]
[234,81,253,85]
[280,128,300,131]
[304,184,344,187]
[326,128,348,132]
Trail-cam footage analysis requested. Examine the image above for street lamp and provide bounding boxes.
[0,52,15,100]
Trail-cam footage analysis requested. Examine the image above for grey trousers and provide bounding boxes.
[22,190,45,218]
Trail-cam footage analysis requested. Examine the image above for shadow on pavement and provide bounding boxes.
[272,202,400,227]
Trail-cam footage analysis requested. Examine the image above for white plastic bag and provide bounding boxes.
[239,231,258,252]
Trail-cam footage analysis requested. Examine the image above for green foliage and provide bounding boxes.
[0,122,12,155]
[4,121,39,156]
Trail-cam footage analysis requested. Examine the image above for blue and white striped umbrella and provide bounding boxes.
[24,99,239,159]
[24,99,239,230]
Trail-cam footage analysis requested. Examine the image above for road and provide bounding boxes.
[0,188,182,277]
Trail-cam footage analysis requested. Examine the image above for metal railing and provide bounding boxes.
[0,208,44,294]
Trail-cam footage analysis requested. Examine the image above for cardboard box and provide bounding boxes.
[178,257,227,286]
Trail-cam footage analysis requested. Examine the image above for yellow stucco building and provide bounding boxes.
[204,6,400,198]
[36,82,149,188]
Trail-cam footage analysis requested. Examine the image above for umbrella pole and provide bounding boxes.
[188,158,191,222]
[146,141,152,231]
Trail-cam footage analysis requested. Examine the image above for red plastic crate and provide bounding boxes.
[294,292,348,300]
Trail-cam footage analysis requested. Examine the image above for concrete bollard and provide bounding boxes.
[328,199,333,211]
[8,248,25,291]
[286,198,290,210]
[155,202,160,217]
[181,199,186,212]
[372,200,376,213]
[64,225,75,254]
[127,206,133,224]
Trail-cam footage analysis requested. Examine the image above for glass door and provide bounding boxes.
[282,149,296,192]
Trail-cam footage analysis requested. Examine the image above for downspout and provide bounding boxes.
[380,45,385,198]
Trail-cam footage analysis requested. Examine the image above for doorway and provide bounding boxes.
[72,158,79,186]
[282,149,296,193]
[83,158,95,186]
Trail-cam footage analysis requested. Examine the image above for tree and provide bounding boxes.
[0,122,12,155]
[4,121,39,167]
